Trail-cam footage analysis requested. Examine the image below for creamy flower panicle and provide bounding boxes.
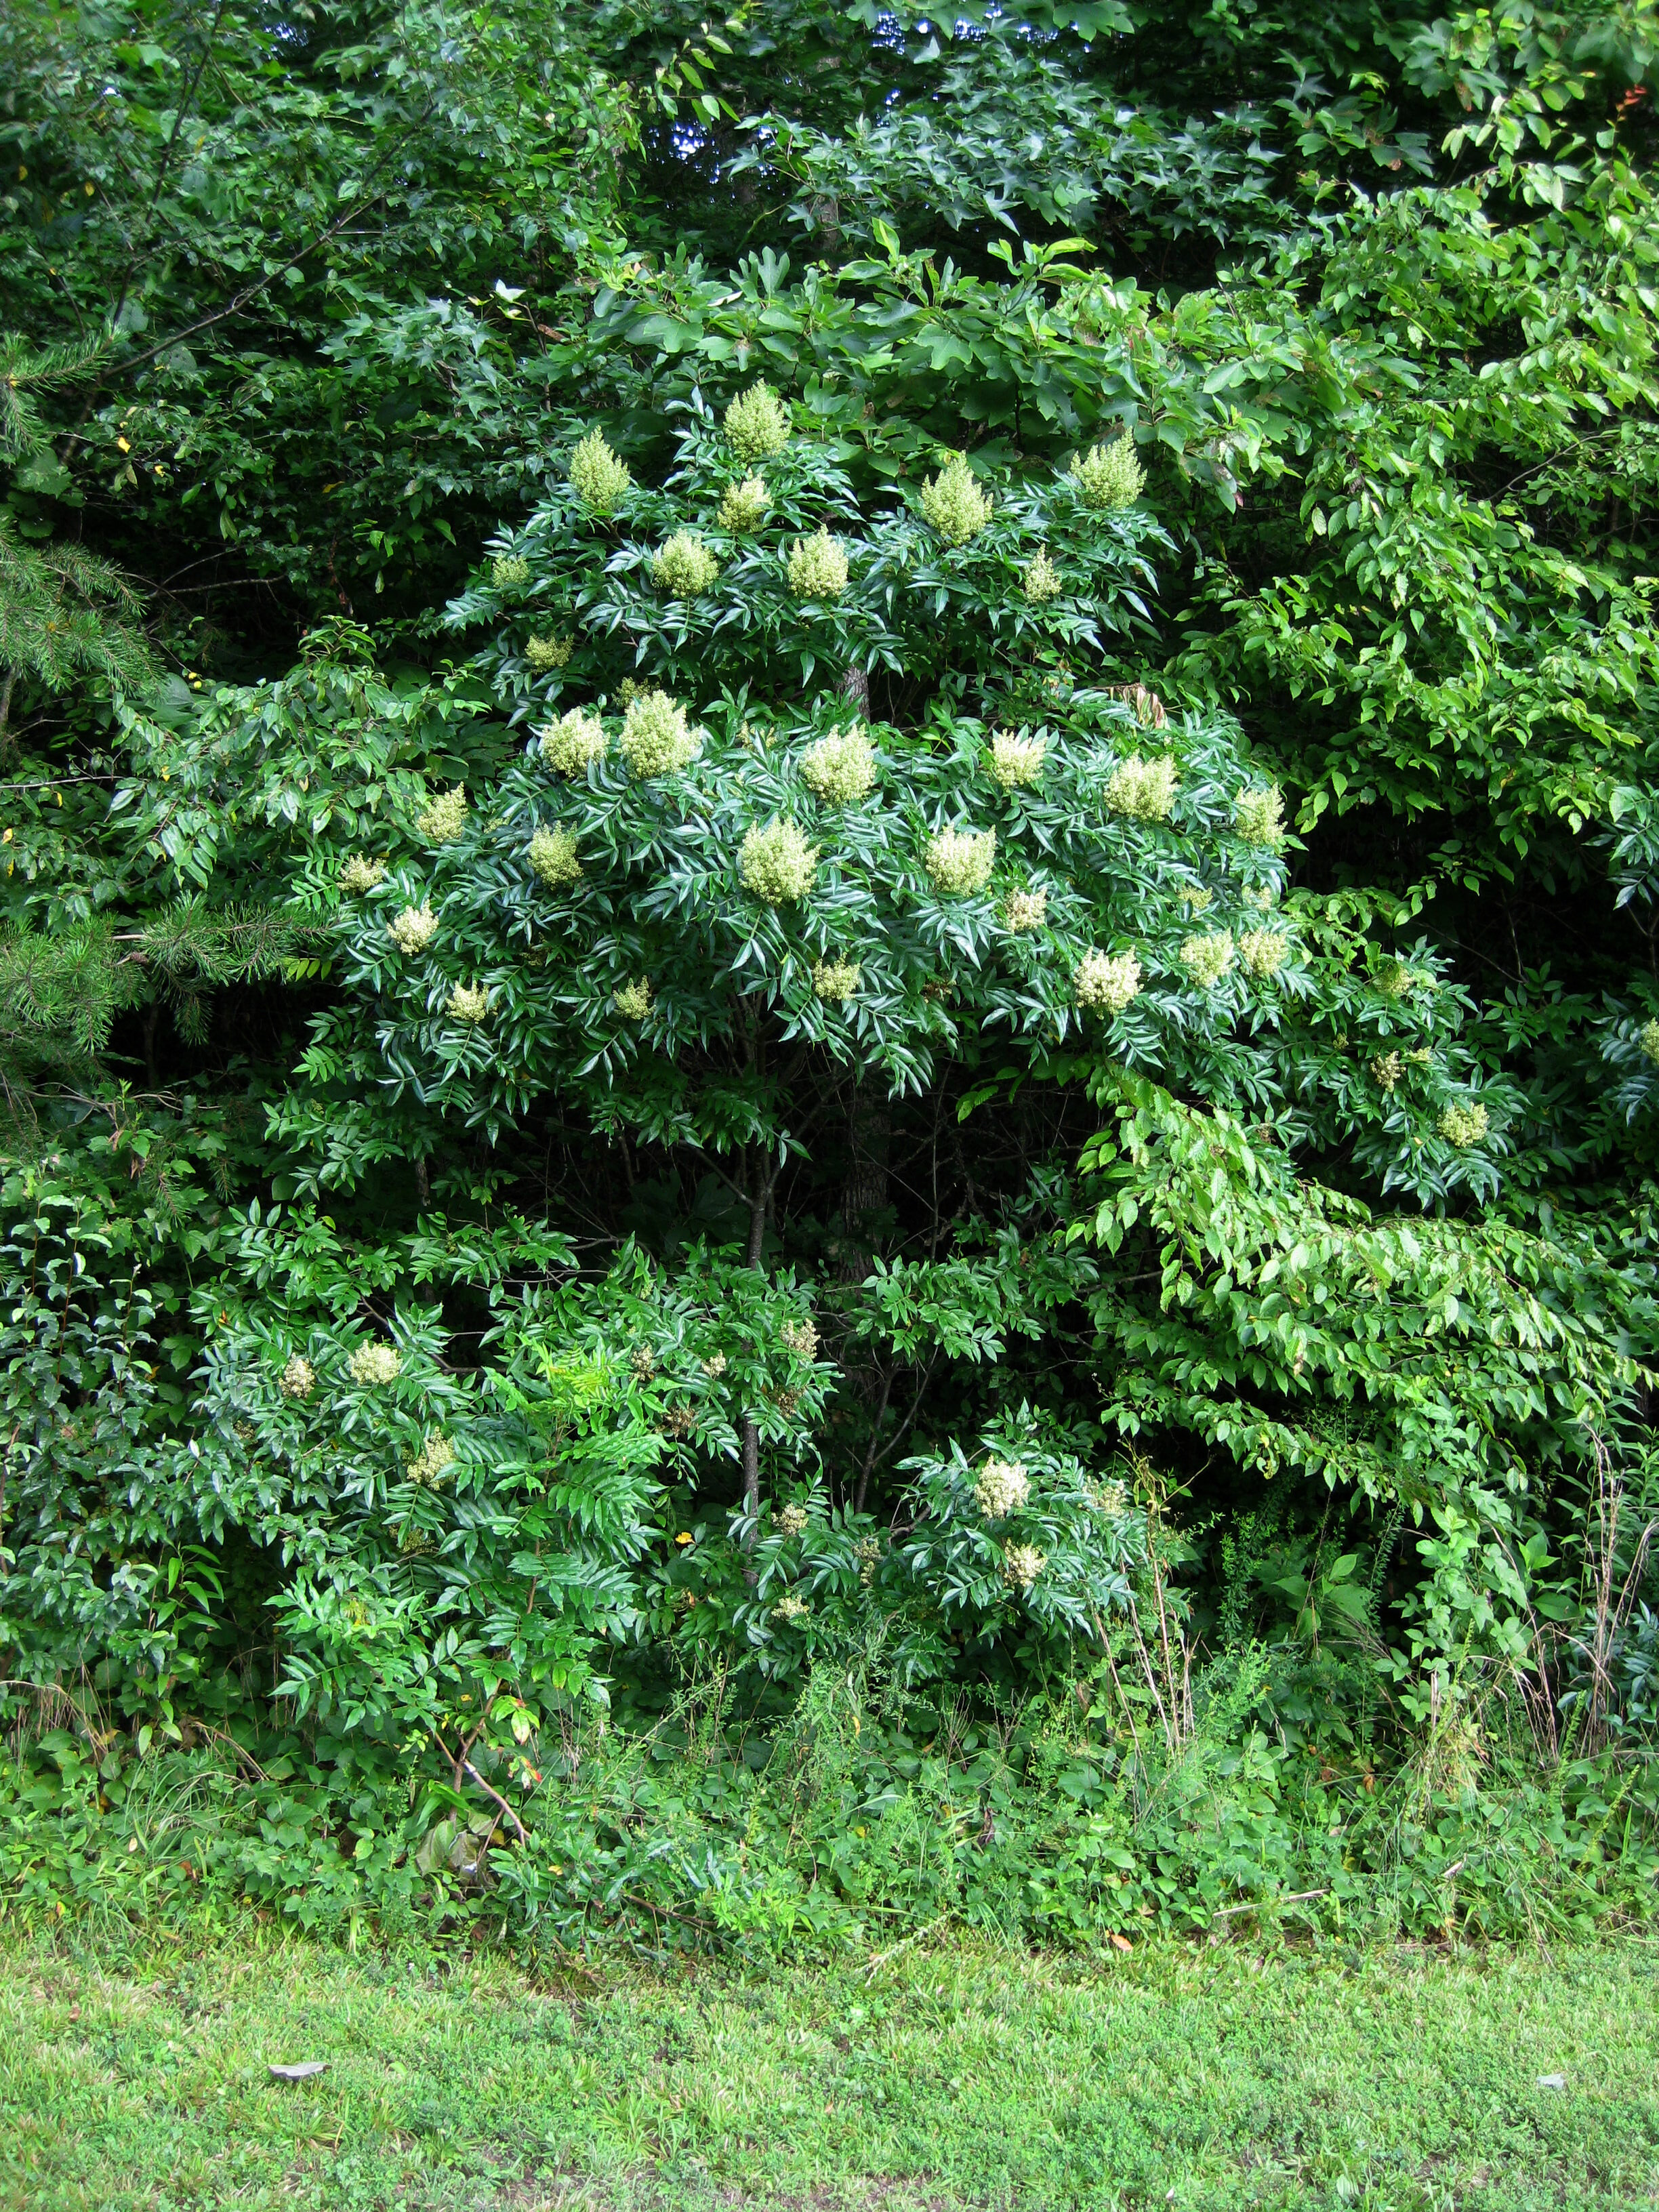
[529,823,581,887]
[569,428,631,514]
[388,904,437,957]
[538,708,607,777]
[1023,549,1062,602]
[1003,887,1047,934]
[1106,755,1178,822]
[787,529,848,600]
[417,784,467,844]
[920,455,993,546]
[813,958,861,1002]
[1238,928,1289,979]
[1235,784,1286,850]
[621,690,701,777]
[349,1343,402,1387]
[718,474,770,532]
[801,724,876,804]
[724,382,791,462]
[1439,1100,1490,1147]
[1181,931,1236,988]
[525,633,572,672]
[1002,1542,1046,1592]
[740,817,819,903]
[779,1317,819,1361]
[988,731,1046,788]
[340,855,385,896]
[407,1435,455,1487]
[924,825,996,895]
[1070,436,1143,510]
[1075,948,1141,1015]
[975,1457,1030,1518]
[447,983,490,1024]
[652,531,721,596]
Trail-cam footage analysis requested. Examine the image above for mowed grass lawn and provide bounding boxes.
[1,1928,1656,2211]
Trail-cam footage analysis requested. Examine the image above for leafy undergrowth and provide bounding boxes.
[3,1925,1657,2211]
[4,1687,1657,1965]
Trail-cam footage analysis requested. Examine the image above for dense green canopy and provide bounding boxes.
[1,0,1656,1805]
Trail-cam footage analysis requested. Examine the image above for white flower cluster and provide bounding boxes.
[525,633,572,672]
[719,474,770,531]
[1070,436,1143,509]
[975,1457,1030,1518]
[1181,884,1214,912]
[349,1342,402,1387]
[812,958,861,1002]
[1641,1019,1659,1065]
[388,904,438,957]
[614,978,653,1020]
[491,554,530,590]
[1003,888,1047,934]
[1002,1542,1046,1592]
[279,1353,315,1401]
[652,531,721,596]
[777,1502,809,1539]
[569,428,631,514]
[1181,931,1236,988]
[787,529,848,600]
[340,855,386,896]
[447,983,490,1024]
[407,1434,455,1487]
[801,724,876,804]
[779,1317,819,1361]
[724,382,791,462]
[1235,784,1286,849]
[621,690,701,777]
[857,1535,882,1584]
[1237,928,1288,979]
[1106,756,1178,822]
[771,1592,811,1623]
[741,817,819,903]
[920,456,993,546]
[989,731,1046,788]
[1075,948,1141,1015]
[529,823,581,887]
[1095,1479,1128,1517]
[539,708,607,776]
[417,784,468,844]
[1372,1050,1404,1092]
[1439,1100,1490,1147]
[1378,960,1426,1000]
[924,825,996,896]
[1023,549,1062,602]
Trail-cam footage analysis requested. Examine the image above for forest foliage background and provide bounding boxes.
[2,0,1659,1952]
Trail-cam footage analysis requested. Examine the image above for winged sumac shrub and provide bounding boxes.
[308,392,1491,1194]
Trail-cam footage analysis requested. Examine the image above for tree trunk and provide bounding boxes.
[837,1078,889,1283]
[740,1147,770,1536]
